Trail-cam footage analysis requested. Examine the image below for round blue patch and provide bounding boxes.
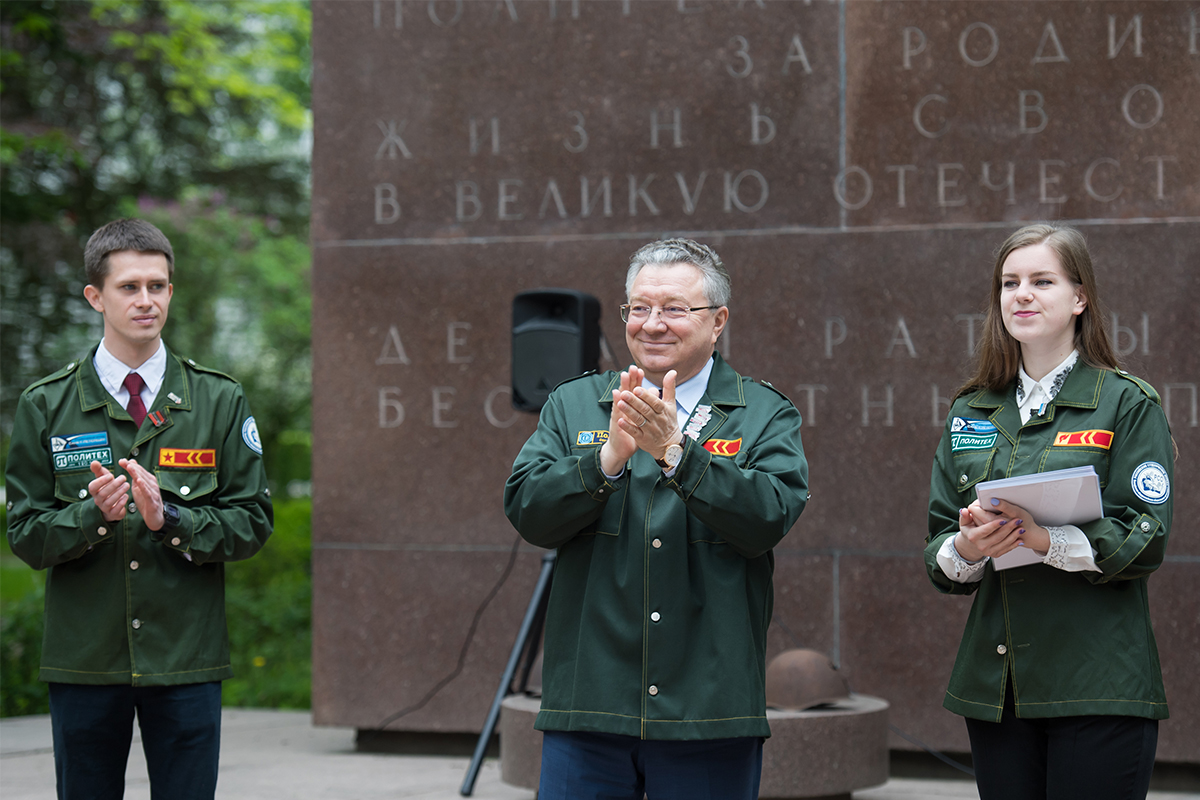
[1130,461,1169,505]
[242,416,263,455]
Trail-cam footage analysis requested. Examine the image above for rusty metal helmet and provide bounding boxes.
[765,649,851,711]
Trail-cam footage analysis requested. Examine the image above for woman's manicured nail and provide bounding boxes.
[990,498,1000,507]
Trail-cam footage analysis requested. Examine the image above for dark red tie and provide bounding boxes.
[123,372,147,428]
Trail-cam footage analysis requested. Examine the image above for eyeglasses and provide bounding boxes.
[620,304,719,323]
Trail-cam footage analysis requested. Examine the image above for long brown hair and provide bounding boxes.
[957,224,1121,397]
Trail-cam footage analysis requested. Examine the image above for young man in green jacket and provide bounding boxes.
[5,218,274,799]
[504,239,809,800]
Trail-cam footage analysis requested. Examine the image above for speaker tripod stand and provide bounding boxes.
[460,550,555,796]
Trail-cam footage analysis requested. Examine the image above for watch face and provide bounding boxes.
[665,444,683,466]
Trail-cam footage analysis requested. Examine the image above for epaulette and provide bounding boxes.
[1112,369,1161,404]
[553,369,599,392]
[23,358,84,393]
[178,355,239,384]
[753,377,798,407]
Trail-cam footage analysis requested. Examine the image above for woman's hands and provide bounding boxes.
[954,498,1050,562]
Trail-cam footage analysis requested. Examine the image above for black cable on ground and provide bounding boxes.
[377,534,524,729]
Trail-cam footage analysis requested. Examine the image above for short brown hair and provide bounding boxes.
[84,218,175,288]
[959,223,1120,396]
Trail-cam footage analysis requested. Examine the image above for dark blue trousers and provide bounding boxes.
[49,682,222,800]
[539,730,763,800]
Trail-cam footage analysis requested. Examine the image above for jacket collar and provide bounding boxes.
[77,343,194,441]
[966,361,1106,443]
[596,351,745,407]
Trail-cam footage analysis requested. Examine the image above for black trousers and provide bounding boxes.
[965,684,1158,800]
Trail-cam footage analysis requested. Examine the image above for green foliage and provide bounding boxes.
[0,0,313,459]
[222,498,312,709]
[0,583,49,717]
[0,499,313,716]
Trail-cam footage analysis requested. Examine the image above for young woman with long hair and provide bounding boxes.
[925,224,1173,800]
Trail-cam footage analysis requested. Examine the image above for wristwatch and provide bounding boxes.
[150,502,181,543]
[656,442,684,470]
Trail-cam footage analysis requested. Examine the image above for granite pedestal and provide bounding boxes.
[498,694,889,799]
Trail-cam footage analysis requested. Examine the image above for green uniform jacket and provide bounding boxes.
[504,354,809,740]
[6,344,274,686]
[925,363,1172,722]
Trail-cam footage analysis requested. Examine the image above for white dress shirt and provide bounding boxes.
[938,350,1101,582]
[94,339,167,410]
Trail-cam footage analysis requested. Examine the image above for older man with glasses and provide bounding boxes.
[504,238,809,800]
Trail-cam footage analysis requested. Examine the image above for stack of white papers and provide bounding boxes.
[974,466,1104,570]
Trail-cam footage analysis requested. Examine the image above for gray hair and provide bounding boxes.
[84,218,175,288]
[625,238,730,307]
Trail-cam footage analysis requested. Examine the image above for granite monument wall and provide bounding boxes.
[311,0,1199,761]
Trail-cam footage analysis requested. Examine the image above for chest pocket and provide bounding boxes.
[156,468,218,503]
[1038,445,1110,488]
[54,471,95,504]
[950,448,997,496]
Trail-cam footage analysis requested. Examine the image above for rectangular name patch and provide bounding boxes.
[50,431,109,453]
[53,447,113,472]
[951,433,998,452]
[1053,430,1114,449]
[576,431,609,446]
[950,417,997,434]
[703,438,742,456]
[159,448,217,468]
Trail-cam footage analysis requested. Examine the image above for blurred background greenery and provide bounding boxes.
[1,0,314,716]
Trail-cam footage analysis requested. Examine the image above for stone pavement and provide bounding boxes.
[0,709,1190,799]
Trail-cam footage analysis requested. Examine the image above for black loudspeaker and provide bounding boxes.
[512,289,601,412]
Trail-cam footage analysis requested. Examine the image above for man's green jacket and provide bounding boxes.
[925,363,1172,721]
[6,344,274,686]
[504,353,808,740]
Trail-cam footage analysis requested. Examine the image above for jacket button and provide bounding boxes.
[651,612,661,622]
[97,527,107,536]
[1140,521,1151,532]
[959,474,968,485]
[997,644,1007,655]
[171,537,181,546]
[130,561,139,570]
[128,502,138,514]
[598,488,606,495]
[79,489,88,499]
[131,447,140,457]
[648,685,658,696]
[132,619,142,630]
[652,538,662,549]
[180,486,191,496]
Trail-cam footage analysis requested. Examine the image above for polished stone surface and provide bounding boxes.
[311,0,1199,762]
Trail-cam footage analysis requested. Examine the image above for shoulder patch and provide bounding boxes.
[1131,461,1170,504]
[242,416,263,455]
[1111,370,1161,404]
